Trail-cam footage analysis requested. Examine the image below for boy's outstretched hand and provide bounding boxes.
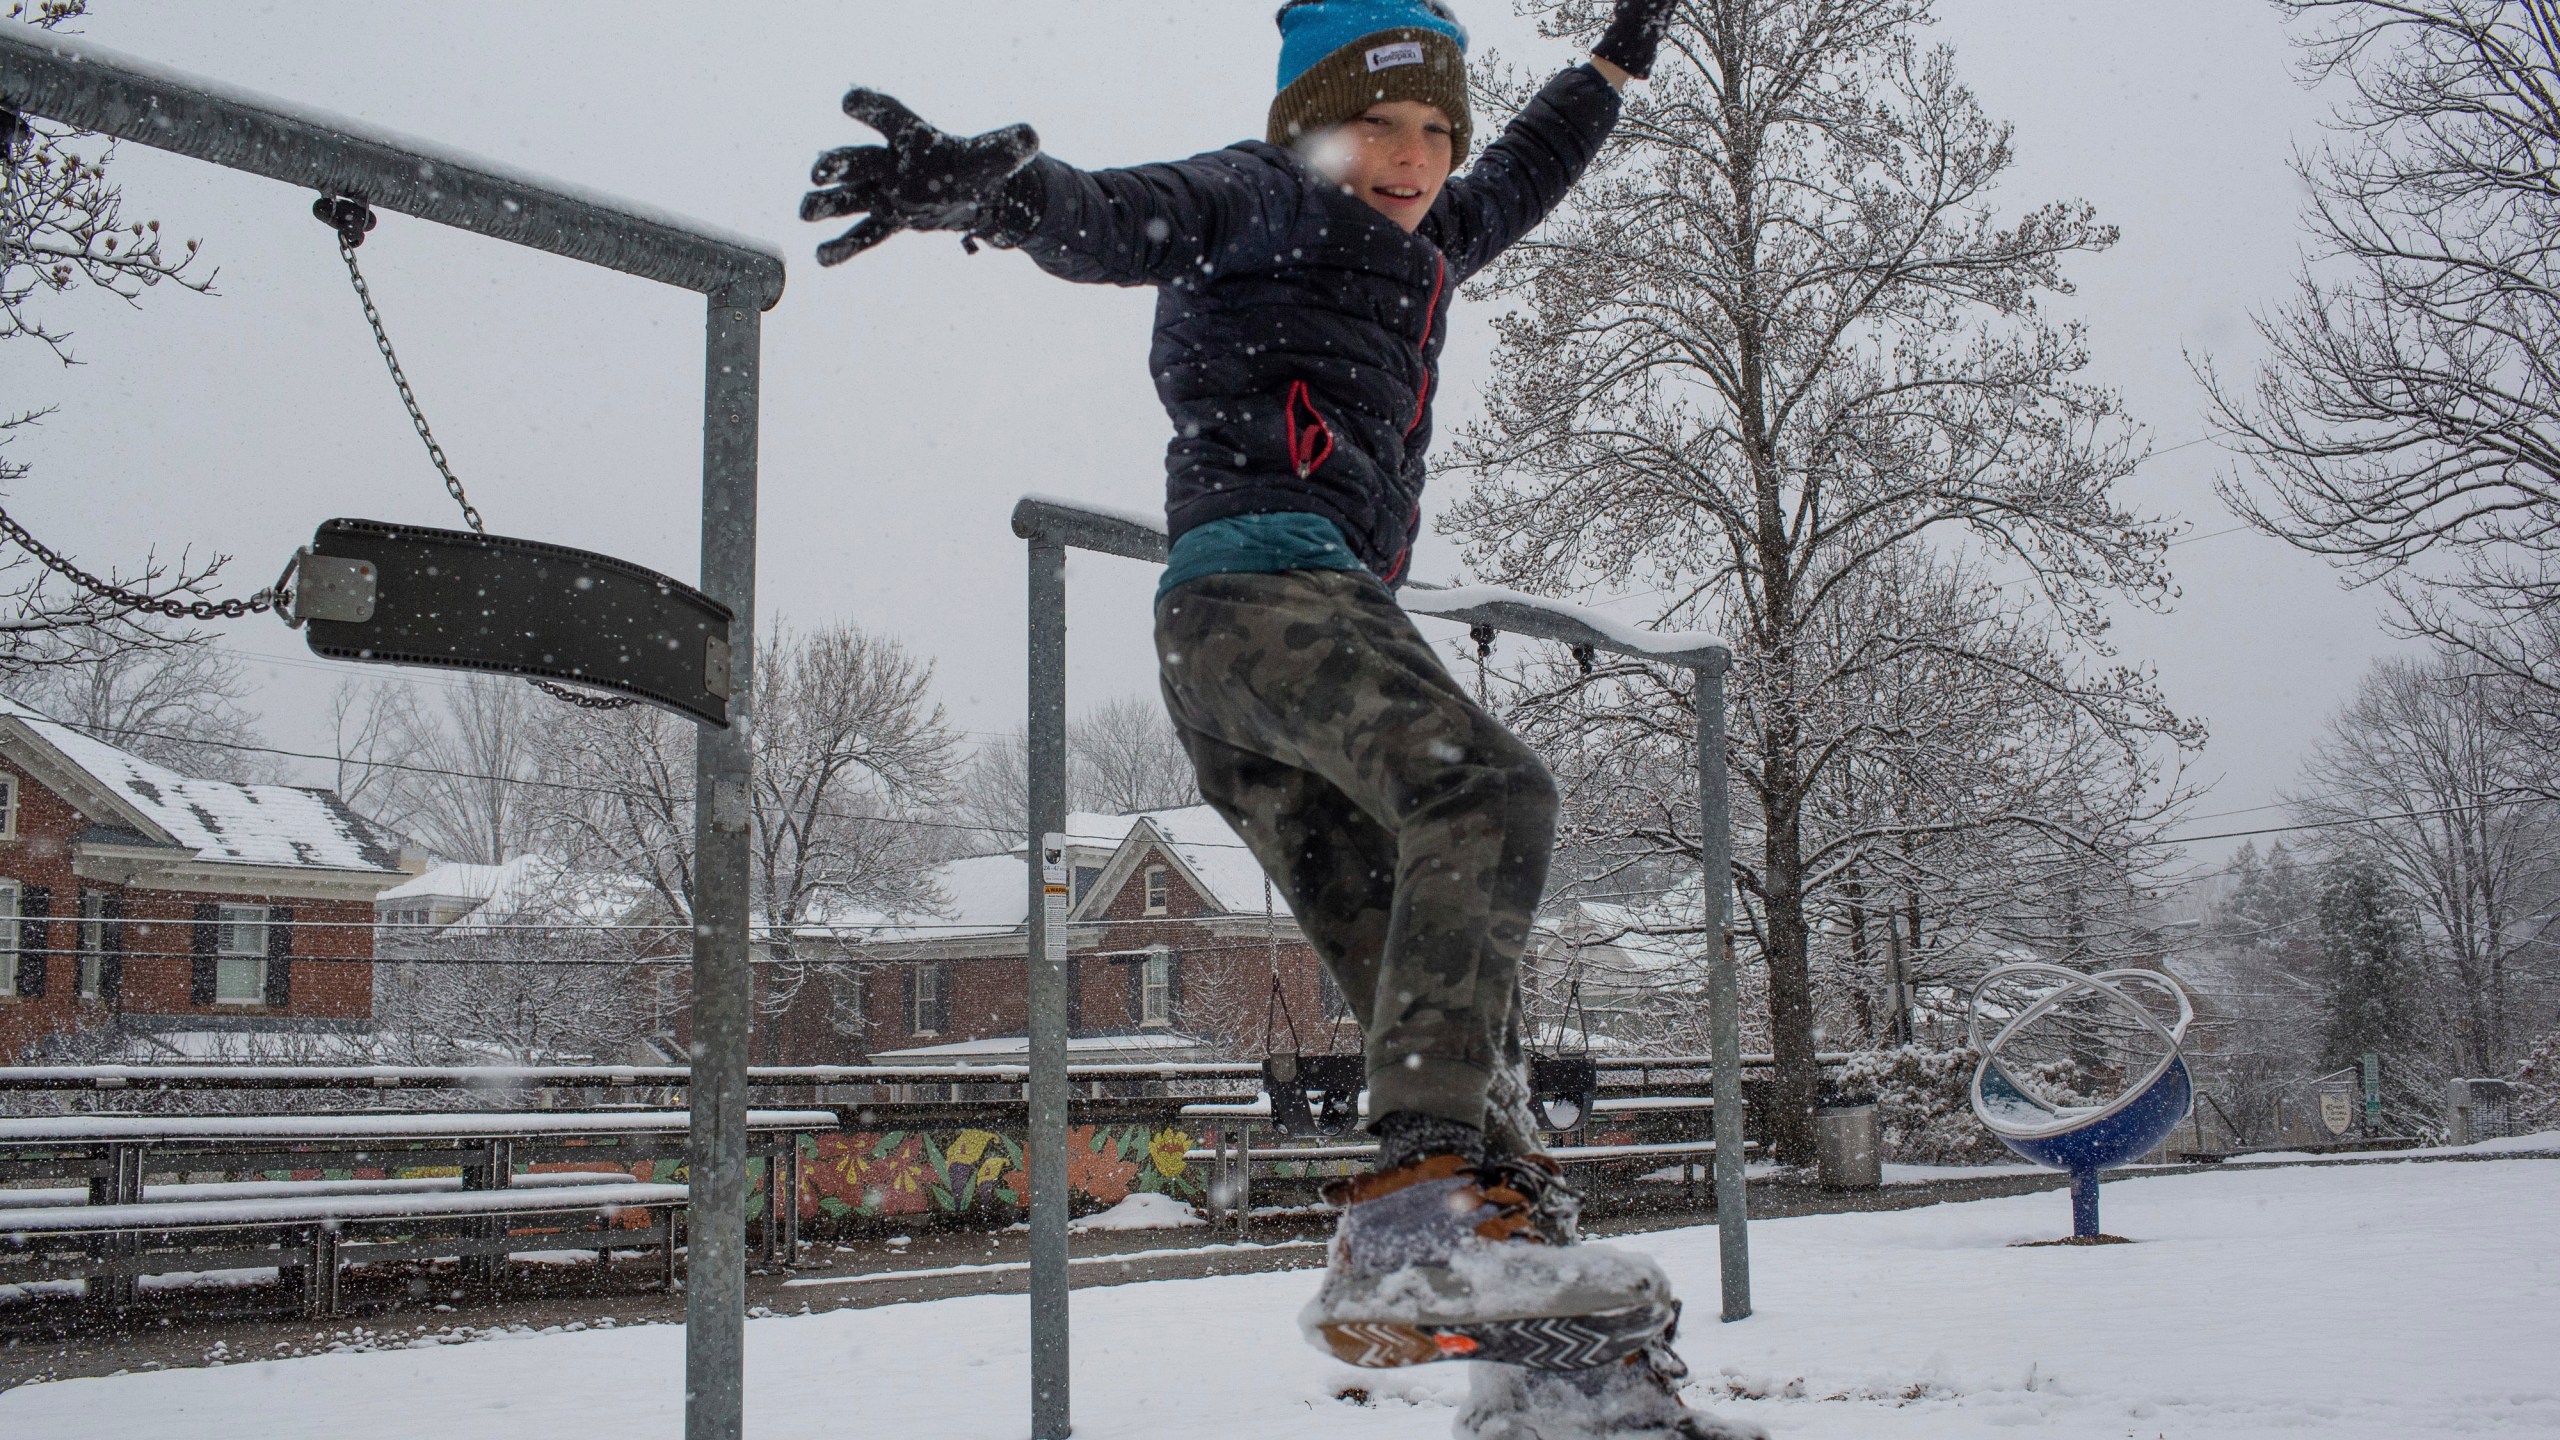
[801,89,1042,265]
[1592,0,1677,81]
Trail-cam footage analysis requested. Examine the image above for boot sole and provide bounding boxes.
[1316,1302,1675,1371]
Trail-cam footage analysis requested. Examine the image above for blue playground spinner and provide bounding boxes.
[1967,963,2195,1239]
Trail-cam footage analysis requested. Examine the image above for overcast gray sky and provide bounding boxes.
[0,0,2405,870]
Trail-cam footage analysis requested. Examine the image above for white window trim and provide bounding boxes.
[215,903,269,1006]
[0,774,17,841]
[0,878,18,997]
[911,962,946,1036]
[77,891,104,1001]
[1143,865,1169,916]
[1140,947,1172,1029]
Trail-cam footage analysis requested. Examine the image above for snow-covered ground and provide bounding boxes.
[3,1157,2552,1438]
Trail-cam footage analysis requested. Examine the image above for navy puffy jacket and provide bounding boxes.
[1001,65,1621,584]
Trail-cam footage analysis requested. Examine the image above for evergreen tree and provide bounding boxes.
[2314,854,2433,1131]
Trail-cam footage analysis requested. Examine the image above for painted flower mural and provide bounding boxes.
[799,1121,1200,1220]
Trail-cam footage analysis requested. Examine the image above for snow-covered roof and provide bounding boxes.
[378,856,542,906]
[800,851,1030,942]
[1068,805,1288,917]
[0,693,405,876]
[804,803,1282,945]
[1546,886,1710,977]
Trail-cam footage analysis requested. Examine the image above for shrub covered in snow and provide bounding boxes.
[1839,1043,2099,1165]
[2513,1032,2560,1133]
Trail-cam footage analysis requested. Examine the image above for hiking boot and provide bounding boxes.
[1299,1152,1676,1370]
[1457,1337,1772,1440]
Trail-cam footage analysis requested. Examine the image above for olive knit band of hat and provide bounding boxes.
[1268,26,1473,166]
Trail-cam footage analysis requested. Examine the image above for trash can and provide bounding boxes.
[1814,1095,1882,1190]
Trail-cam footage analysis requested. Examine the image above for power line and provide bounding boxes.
[2158,794,2553,847]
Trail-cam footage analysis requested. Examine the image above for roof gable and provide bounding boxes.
[0,693,405,874]
[1071,805,1285,922]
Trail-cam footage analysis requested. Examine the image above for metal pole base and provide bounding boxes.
[2070,1167,2100,1239]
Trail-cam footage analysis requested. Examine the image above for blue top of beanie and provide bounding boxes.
[1275,0,1468,92]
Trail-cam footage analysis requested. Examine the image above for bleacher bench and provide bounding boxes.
[0,1180,687,1317]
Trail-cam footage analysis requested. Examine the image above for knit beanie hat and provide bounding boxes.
[1268,0,1473,167]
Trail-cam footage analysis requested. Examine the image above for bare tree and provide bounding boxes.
[951,725,1037,853]
[2205,1,2560,712]
[526,623,962,1061]
[528,698,698,923]
[372,861,660,1065]
[748,623,960,1058]
[2292,652,2560,1076]
[3,1,236,668]
[1071,693,1200,816]
[381,675,545,864]
[1447,0,2193,1160]
[1,2,212,358]
[9,627,278,779]
[953,693,1202,852]
[2189,841,2331,1145]
[322,676,406,817]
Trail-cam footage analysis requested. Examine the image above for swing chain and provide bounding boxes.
[0,503,285,620]
[319,195,635,711]
[328,206,484,536]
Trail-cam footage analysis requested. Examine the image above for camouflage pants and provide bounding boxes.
[1155,569,1559,1131]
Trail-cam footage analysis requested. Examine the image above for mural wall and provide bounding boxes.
[795,1122,1199,1221]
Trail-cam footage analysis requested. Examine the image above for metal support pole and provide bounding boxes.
[686,295,761,1440]
[1696,658,1752,1322]
[1024,535,1072,1440]
[2070,1167,2101,1239]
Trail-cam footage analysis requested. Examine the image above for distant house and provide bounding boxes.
[0,695,413,1061]
[769,806,1351,1068]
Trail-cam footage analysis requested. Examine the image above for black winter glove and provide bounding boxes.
[801,88,1044,265]
[1592,0,1677,81]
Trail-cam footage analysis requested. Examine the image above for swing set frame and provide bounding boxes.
[0,28,783,1440]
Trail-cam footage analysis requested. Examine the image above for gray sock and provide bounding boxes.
[1375,1110,1485,1172]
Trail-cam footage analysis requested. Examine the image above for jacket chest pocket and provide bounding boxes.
[1284,380,1336,480]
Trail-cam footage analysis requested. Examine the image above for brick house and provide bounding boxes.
[776,806,1352,1067]
[0,694,412,1062]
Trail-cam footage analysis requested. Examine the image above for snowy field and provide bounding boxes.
[4,1157,2553,1439]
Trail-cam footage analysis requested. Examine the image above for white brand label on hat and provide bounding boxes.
[1366,40,1427,72]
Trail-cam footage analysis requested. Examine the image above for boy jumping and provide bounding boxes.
[805,4,1761,1436]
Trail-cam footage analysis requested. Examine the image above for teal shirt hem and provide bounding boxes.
[1156,513,1368,601]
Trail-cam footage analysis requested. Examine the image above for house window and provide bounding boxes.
[1143,866,1169,915]
[911,962,948,1036]
[0,879,17,995]
[0,775,16,840]
[216,904,269,1004]
[77,891,105,1000]
[1140,949,1172,1028]
[1072,866,1102,904]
